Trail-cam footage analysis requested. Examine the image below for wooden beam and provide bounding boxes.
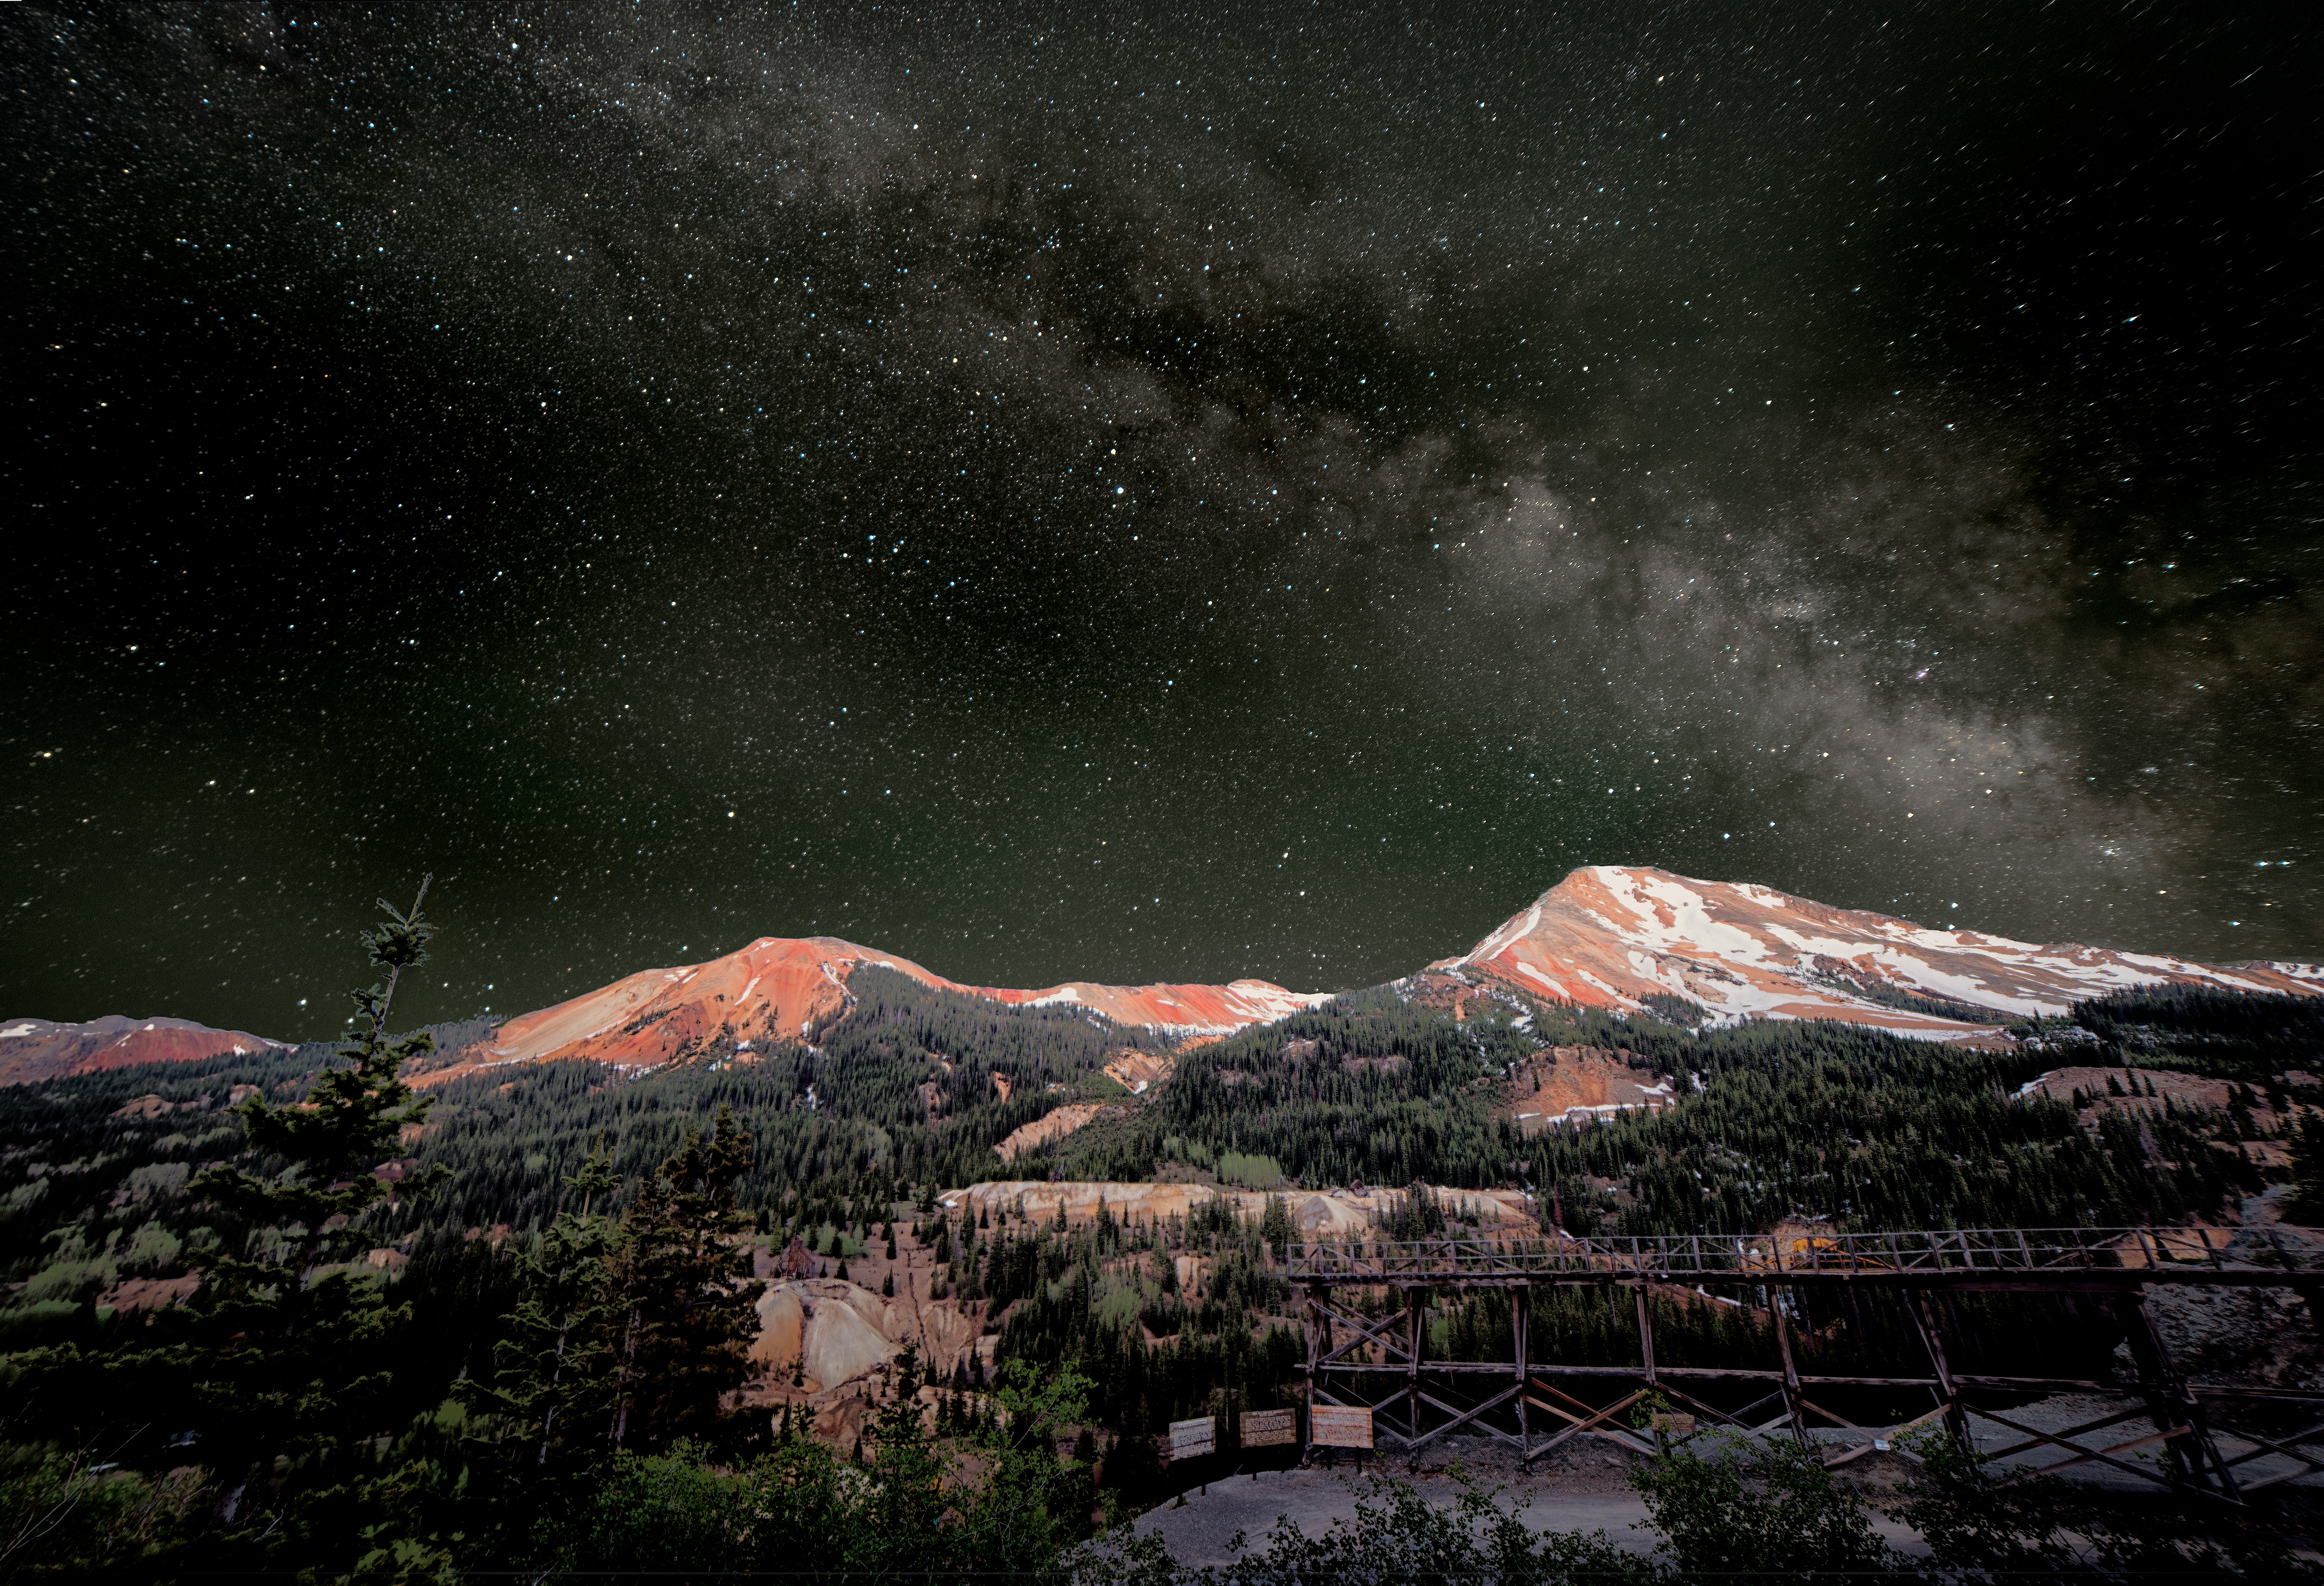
[1513,1283,1532,1468]
[1523,1384,1657,1458]
[1908,1288,1969,1447]
[1312,1295,1415,1368]
[1404,1383,1525,1452]
[1635,1285,1658,1389]
[1977,1407,2193,1490]
[1769,1287,1812,1447]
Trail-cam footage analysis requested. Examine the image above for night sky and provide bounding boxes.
[7,3,2318,1042]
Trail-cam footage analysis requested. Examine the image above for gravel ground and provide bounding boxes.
[1126,1399,2322,1569]
[1959,1393,2324,1495]
[1131,1435,1929,1568]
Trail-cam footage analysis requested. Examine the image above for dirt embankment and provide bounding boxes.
[940,1179,1537,1239]
[1103,1049,1177,1094]
[1502,1047,1676,1135]
[2021,1065,2309,1169]
[995,1103,1114,1162]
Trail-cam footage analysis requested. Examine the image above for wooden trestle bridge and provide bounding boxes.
[1288,1226,2324,1503]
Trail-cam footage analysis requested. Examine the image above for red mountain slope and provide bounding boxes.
[0,1015,289,1087]
[1441,865,2320,1038]
[414,936,1329,1085]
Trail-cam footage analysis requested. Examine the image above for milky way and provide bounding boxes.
[7,3,2318,1038]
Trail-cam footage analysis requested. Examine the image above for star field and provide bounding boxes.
[5,2,2318,1038]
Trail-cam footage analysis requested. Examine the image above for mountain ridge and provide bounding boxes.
[5,866,2315,1087]
[1439,866,2320,1038]
[0,1015,289,1089]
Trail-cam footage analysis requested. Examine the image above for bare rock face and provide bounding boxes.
[1443,865,2320,1041]
[1503,1047,1677,1134]
[750,1278,993,1394]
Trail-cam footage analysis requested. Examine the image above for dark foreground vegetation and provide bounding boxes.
[2,888,2320,1577]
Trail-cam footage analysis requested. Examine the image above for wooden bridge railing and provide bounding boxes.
[1288,1225,2324,1287]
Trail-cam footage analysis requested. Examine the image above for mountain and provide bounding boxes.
[1442,865,2322,1038]
[0,1015,289,1088]
[12,869,2316,1090]
[412,935,1330,1086]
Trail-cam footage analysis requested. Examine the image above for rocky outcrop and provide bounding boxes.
[750,1277,994,1393]
[1103,1050,1177,1094]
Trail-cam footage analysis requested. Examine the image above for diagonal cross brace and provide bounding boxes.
[1524,1383,1657,1457]
[2213,1419,2324,1492]
[1313,1297,1416,1367]
[1403,1383,1526,1452]
[1974,1407,2193,1489]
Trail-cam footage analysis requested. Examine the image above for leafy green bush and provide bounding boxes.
[1889,1428,2321,1580]
[1630,1431,1899,1579]
[1072,1466,1654,1586]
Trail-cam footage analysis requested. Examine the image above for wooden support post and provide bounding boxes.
[1300,1283,1324,1467]
[1908,1289,1970,1447]
[1514,1285,1532,1468]
[1406,1286,1426,1463]
[2118,1290,2240,1499]
[1769,1287,1813,1447]
[2110,1290,2191,1486]
[1635,1285,1658,1388]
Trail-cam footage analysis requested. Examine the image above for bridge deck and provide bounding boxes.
[1288,1225,2322,1288]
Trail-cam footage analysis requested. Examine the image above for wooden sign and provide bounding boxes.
[1167,1416,1216,1459]
[1650,1413,1697,1437]
[1240,1408,1296,1448]
[1308,1405,1374,1449]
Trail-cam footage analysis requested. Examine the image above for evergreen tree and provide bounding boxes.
[441,1146,622,1560]
[3,880,456,1576]
[2290,1113,2324,1226]
[601,1106,763,1456]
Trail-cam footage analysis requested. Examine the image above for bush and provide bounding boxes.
[1889,1428,2321,1579]
[0,1445,207,1578]
[1090,1466,1653,1586]
[0,1301,88,1352]
[1630,1431,1898,1579]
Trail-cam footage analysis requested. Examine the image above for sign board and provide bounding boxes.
[1649,1413,1697,1438]
[1240,1409,1296,1448]
[1308,1405,1374,1450]
[1167,1416,1216,1460]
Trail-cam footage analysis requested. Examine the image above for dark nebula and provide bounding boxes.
[6,2,2318,1039]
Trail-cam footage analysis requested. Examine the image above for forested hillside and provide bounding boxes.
[1,900,2318,1576]
[5,965,2317,1355]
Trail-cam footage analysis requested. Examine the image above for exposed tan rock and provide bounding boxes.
[1103,1050,1178,1094]
[940,1179,1537,1237]
[753,1280,896,1391]
[751,1278,993,1393]
[97,1274,200,1313]
[995,1102,1109,1162]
